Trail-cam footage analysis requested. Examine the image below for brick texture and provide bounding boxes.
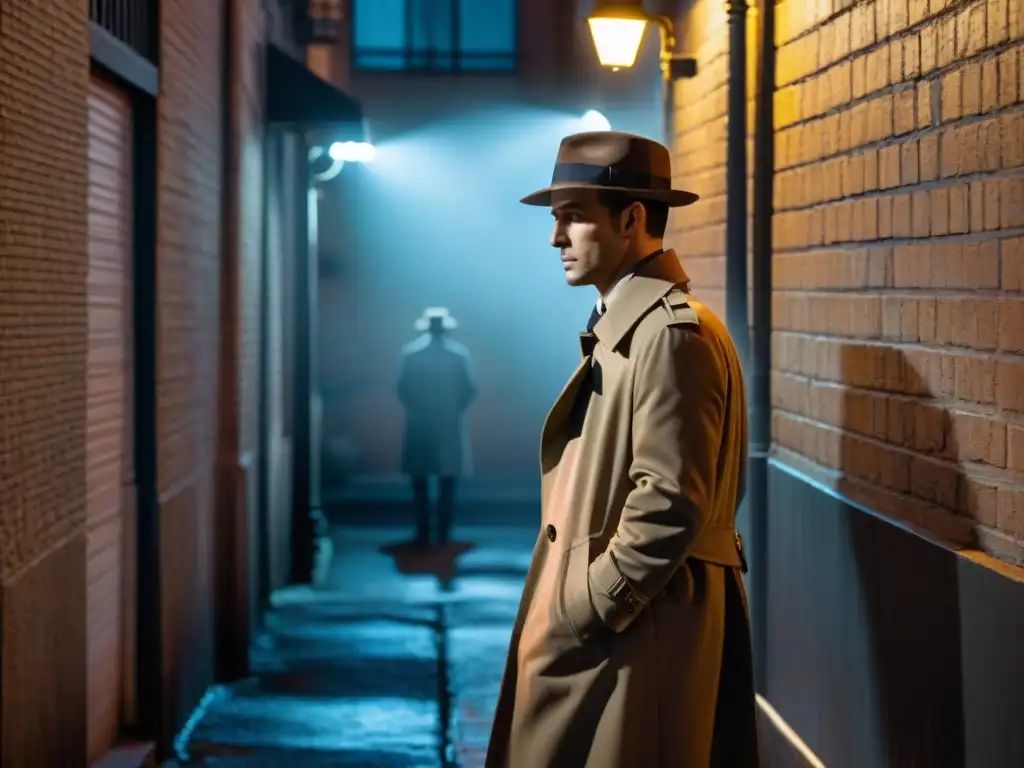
[0,1,91,765]
[1,0,281,756]
[155,0,225,738]
[0,0,89,582]
[667,0,733,318]
[769,0,1024,562]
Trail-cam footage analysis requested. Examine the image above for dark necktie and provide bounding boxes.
[585,304,602,333]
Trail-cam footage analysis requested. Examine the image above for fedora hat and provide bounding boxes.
[414,306,458,332]
[520,130,698,208]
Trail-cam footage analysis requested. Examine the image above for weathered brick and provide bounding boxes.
[1004,235,1024,289]
[921,22,938,72]
[979,119,1002,171]
[901,140,920,184]
[998,49,1019,108]
[938,15,958,67]
[740,0,1024,559]
[1008,422,1024,472]
[949,184,970,232]
[940,69,962,121]
[0,0,92,760]
[999,298,1024,351]
[990,0,1010,45]
[930,188,950,234]
[962,63,983,116]
[958,123,982,174]
[1002,112,1024,168]
[996,358,1024,412]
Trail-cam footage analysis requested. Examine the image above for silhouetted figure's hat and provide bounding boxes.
[520,130,699,208]
[414,306,458,332]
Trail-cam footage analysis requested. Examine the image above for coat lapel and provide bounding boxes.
[539,332,594,473]
[538,250,691,476]
[589,249,691,352]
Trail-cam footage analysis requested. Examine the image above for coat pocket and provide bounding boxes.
[560,534,604,644]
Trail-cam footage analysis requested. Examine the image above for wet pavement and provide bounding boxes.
[170,523,535,767]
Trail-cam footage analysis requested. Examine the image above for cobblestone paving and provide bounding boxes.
[171,524,534,768]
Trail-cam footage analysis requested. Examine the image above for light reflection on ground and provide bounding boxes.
[172,524,535,768]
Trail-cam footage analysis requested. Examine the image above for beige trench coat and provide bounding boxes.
[486,251,759,768]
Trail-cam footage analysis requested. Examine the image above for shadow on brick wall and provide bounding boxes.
[839,345,968,766]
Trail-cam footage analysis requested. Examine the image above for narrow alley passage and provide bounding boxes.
[169,523,535,767]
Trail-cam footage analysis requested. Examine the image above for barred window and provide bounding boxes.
[353,0,517,73]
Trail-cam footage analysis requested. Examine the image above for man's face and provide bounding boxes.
[549,188,627,288]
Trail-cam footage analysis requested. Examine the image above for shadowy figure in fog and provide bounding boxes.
[396,307,477,547]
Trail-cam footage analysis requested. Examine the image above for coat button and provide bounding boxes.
[546,524,557,542]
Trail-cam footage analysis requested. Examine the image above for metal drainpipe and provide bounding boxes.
[724,0,750,368]
[749,0,775,692]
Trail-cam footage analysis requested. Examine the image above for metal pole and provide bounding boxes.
[291,154,328,584]
[749,0,774,693]
[725,0,750,364]
[658,19,674,148]
[290,158,313,584]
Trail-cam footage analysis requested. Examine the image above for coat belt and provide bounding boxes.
[688,525,747,572]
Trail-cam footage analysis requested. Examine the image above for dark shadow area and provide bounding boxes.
[841,347,967,767]
[240,658,440,700]
[262,609,441,630]
[763,343,1024,768]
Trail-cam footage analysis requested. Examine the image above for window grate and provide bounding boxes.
[352,0,517,74]
[89,0,158,63]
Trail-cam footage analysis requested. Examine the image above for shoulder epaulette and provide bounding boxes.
[660,290,700,329]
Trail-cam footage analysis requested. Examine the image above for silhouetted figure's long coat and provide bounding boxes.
[397,331,477,478]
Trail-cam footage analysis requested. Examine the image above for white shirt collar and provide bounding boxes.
[595,271,635,316]
[595,249,665,315]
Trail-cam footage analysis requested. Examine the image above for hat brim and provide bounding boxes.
[415,317,457,332]
[519,184,699,208]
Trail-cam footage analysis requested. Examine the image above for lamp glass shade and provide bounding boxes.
[587,16,648,69]
[329,141,377,163]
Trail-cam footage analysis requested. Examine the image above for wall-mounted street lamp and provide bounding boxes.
[307,140,377,184]
[586,0,697,80]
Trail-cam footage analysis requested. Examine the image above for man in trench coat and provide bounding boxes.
[486,132,760,767]
[397,307,477,545]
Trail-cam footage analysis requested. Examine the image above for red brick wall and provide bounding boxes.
[771,0,1024,563]
[1,0,276,755]
[667,0,732,318]
[0,1,90,764]
[0,0,89,585]
[155,0,225,736]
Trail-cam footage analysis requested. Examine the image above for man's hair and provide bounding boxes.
[598,190,670,239]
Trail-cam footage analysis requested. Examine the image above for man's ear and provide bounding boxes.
[623,202,643,235]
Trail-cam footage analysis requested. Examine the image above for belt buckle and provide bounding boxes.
[734,530,749,574]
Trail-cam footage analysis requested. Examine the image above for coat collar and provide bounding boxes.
[584,249,690,354]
